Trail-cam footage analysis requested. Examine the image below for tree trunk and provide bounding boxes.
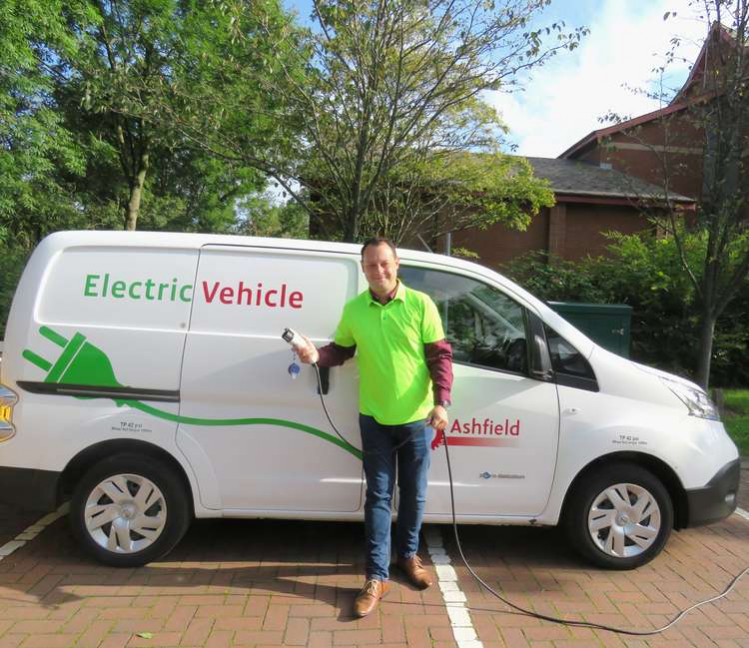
[343,207,359,243]
[124,152,150,231]
[696,309,715,390]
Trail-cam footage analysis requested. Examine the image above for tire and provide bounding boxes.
[70,453,191,567]
[564,462,673,570]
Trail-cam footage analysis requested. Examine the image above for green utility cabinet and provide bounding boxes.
[548,302,632,358]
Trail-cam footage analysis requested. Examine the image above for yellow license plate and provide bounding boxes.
[0,405,11,422]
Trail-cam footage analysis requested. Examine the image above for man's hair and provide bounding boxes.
[361,237,397,258]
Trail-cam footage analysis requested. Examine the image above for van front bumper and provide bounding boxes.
[685,458,740,527]
[0,466,60,512]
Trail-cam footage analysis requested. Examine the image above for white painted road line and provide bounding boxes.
[0,502,68,561]
[424,525,483,648]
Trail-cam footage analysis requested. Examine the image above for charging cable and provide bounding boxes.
[282,329,414,456]
[287,329,749,635]
[313,363,415,456]
[441,434,749,635]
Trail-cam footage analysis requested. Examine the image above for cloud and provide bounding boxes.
[486,0,707,157]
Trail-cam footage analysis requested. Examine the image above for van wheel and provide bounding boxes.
[564,463,673,570]
[70,453,191,567]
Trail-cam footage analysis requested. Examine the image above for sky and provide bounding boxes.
[484,0,708,157]
[284,0,710,159]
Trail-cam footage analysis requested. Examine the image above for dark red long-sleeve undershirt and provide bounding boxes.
[316,338,453,406]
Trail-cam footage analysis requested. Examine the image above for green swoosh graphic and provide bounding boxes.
[122,399,363,460]
[24,326,363,460]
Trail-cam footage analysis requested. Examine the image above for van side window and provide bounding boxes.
[399,266,528,374]
[544,325,597,386]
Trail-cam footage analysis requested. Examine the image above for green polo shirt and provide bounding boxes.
[334,282,445,425]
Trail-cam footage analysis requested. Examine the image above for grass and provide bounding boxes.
[721,389,749,457]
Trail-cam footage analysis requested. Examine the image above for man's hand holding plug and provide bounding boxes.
[296,334,319,365]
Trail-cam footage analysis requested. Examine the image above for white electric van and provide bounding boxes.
[0,231,740,570]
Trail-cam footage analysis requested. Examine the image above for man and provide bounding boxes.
[297,237,453,617]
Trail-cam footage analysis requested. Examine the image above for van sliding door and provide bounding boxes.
[177,245,363,513]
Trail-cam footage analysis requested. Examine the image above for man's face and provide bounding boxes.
[361,243,400,296]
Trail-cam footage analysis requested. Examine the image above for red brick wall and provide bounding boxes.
[589,114,705,201]
[448,207,550,271]
[447,202,652,269]
[562,203,652,260]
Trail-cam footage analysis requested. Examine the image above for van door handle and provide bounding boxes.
[317,366,330,395]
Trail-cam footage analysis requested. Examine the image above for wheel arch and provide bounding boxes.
[560,451,689,529]
[58,439,195,514]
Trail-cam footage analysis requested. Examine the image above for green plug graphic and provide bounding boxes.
[23,326,121,389]
[21,326,363,460]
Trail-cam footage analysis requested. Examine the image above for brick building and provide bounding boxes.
[454,22,745,269]
[450,157,694,270]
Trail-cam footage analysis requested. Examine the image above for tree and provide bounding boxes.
[42,0,173,231]
[643,3,749,388]
[292,0,584,242]
[109,0,309,225]
[0,0,92,246]
[234,193,309,239]
[349,152,555,245]
[590,2,749,388]
[46,0,290,232]
[687,3,749,389]
[132,0,584,242]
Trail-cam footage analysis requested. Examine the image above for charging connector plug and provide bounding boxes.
[281,328,318,365]
[281,328,305,351]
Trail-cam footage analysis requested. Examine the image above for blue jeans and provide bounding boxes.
[359,414,432,581]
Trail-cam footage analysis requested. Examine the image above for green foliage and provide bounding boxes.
[451,247,480,260]
[722,381,749,456]
[723,415,749,456]
[503,231,749,386]
[295,0,586,241]
[53,0,279,230]
[356,153,555,244]
[138,151,263,233]
[500,251,610,303]
[0,0,92,245]
[590,233,699,378]
[725,390,749,415]
[234,195,309,239]
[0,245,32,338]
[124,0,308,208]
[1,0,295,244]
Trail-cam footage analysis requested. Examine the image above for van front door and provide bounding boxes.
[177,245,363,513]
[399,266,560,517]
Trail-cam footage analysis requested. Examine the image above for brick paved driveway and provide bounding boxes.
[0,467,746,647]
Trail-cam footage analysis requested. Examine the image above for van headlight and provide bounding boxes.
[660,377,720,420]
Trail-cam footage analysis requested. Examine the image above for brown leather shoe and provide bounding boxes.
[397,554,433,589]
[353,579,389,617]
